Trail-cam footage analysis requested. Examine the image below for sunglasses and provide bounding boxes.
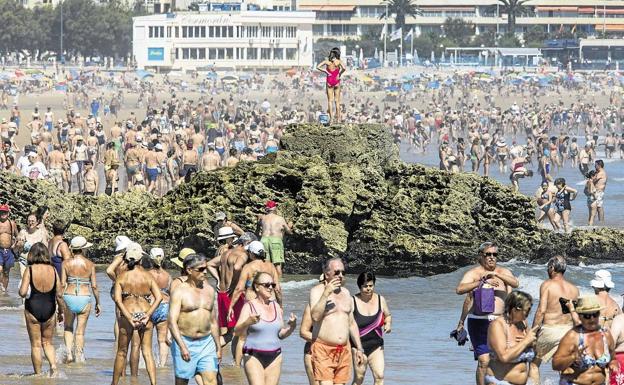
[192,267,207,273]
[258,282,276,289]
[334,270,345,276]
[581,312,600,320]
[483,252,498,258]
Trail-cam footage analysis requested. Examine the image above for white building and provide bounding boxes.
[132,10,316,70]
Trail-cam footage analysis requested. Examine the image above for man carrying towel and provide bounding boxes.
[531,255,580,385]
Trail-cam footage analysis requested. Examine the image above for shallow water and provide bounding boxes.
[0,270,412,384]
[401,140,624,228]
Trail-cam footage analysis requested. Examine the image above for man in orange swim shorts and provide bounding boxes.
[309,257,365,384]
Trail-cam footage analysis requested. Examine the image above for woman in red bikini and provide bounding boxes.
[316,47,346,123]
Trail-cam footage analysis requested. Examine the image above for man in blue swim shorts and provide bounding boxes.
[455,242,519,385]
[169,253,221,384]
[0,204,18,291]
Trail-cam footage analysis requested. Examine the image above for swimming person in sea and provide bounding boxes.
[62,236,101,363]
[316,47,346,123]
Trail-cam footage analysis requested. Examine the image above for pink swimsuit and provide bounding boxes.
[326,67,340,87]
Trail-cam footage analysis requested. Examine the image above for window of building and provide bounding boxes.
[194,26,200,37]
[262,26,271,38]
[167,26,171,38]
[228,26,234,38]
[247,47,258,60]
[286,48,297,60]
[312,25,324,36]
[201,26,206,37]
[175,48,179,59]
[209,26,214,37]
[216,26,221,38]
[236,26,241,38]
[190,48,197,59]
[247,26,258,38]
[286,26,297,38]
[274,27,283,38]
[198,48,206,59]
[273,48,284,60]
[209,48,216,60]
[225,48,233,59]
[216,48,224,59]
[261,48,271,59]
[182,48,190,59]
[182,26,187,38]
[175,26,179,38]
[149,26,165,38]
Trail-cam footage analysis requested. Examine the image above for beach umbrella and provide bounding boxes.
[414,50,419,64]
[359,48,364,68]
[402,83,413,91]
[239,74,252,80]
[135,69,154,80]
[374,47,379,60]
[206,72,218,80]
[431,51,435,63]
[427,80,440,89]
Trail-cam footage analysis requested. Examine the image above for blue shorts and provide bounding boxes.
[0,248,15,269]
[45,121,53,131]
[171,335,218,379]
[467,317,492,360]
[146,168,159,182]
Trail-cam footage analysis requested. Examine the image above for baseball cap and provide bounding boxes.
[246,240,265,255]
[215,211,226,221]
[265,200,277,210]
[590,269,615,289]
[149,247,165,266]
[125,242,145,262]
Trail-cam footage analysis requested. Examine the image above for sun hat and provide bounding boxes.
[115,235,132,252]
[149,247,165,266]
[590,269,615,289]
[70,236,93,250]
[171,247,195,268]
[215,211,226,221]
[125,242,145,261]
[217,226,236,240]
[575,295,606,314]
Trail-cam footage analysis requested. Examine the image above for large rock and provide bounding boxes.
[2,123,622,276]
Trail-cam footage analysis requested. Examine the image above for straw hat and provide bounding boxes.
[70,236,93,249]
[575,296,606,314]
[217,226,236,240]
[171,247,195,268]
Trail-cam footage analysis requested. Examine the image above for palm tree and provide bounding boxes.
[497,0,533,35]
[379,0,422,35]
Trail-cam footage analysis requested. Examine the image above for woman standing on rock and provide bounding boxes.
[553,177,577,233]
[316,47,346,124]
[351,272,392,385]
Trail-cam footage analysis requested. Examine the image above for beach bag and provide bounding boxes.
[319,113,330,126]
[473,282,495,315]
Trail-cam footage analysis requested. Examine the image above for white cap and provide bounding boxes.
[115,235,132,252]
[70,236,93,249]
[149,247,165,265]
[246,240,265,255]
[155,143,163,150]
[125,242,145,261]
[591,269,615,289]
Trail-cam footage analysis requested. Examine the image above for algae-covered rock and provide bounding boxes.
[1,123,623,275]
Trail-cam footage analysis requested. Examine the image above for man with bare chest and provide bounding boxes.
[309,258,365,385]
[48,144,67,191]
[258,200,292,277]
[169,254,221,385]
[201,146,221,171]
[0,204,18,291]
[181,141,198,178]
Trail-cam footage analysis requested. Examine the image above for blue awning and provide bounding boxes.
[136,70,154,80]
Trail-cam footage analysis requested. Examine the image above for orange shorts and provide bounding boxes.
[311,340,352,384]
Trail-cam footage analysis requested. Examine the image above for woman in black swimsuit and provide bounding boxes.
[18,242,64,377]
[351,272,392,385]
